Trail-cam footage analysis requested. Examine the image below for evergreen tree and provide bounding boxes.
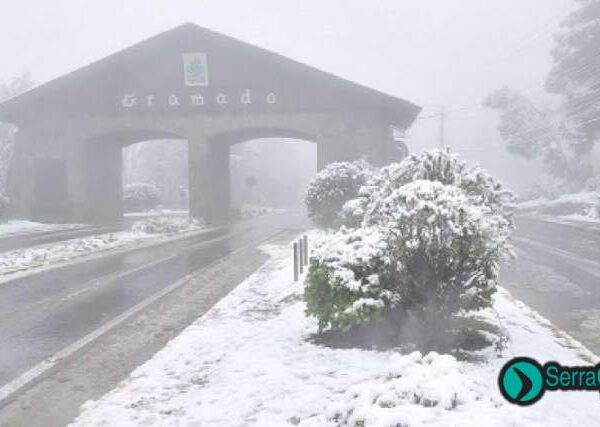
[546,0,600,156]
[0,72,34,193]
[484,86,575,181]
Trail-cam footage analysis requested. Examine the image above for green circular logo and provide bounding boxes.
[498,357,545,405]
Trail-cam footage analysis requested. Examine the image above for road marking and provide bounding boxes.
[0,228,287,407]
[0,227,249,338]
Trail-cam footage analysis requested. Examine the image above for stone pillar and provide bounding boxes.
[6,127,36,219]
[7,127,80,223]
[74,141,123,223]
[189,136,231,223]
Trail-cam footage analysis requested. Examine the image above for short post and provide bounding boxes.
[293,242,299,282]
[303,235,308,266]
[298,238,304,274]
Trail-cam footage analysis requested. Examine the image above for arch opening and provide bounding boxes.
[228,135,317,222]
[78,129,189,223]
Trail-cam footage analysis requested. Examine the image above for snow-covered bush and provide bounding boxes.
[131,216,202,235]
[351,149,515,226]
[123,183,161,212]
[0,194,9,219]
[304,160,373,229]
[304,227,392,332]
[305,151,515,345]
[368,180,512,320]
[306,181,513,336]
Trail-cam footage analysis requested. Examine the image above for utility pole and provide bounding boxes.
[438,106,446,150]
[422,104,447,150]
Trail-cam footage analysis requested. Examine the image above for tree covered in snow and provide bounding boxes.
[485,1,600,186]
[123,182,161,212]
[304,160,373,228]
[546,0,600,155]
[483,86,585,182]
[305,150,514,346]
[0,72,34,195]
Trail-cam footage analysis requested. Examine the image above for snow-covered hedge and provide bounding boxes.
[304,150,515,345]
[131,216,202,235]
[304,160,373,229]
[123,183,161,213]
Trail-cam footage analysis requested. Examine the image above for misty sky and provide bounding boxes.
[0,0,574,191]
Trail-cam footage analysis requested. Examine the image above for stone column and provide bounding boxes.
[189,135,231,223]
[73,141,123,223]
[6,127,36,219]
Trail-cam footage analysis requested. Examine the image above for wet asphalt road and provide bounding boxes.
[503,216,600,355]
[0,212,308,389]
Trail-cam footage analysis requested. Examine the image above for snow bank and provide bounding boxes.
[124,209,188,219]
[234,204,286,220]
[519,191,600,221]
[0,216,201,280]
[131,216,202,234]
[0,220,80,236]
[71,237,600,427]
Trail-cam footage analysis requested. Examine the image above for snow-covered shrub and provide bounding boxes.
[326,351,468,425]
[0,194,9,219]
[304,227,392,332]
[123,183,161,212]
[368,180,512,319]
[306,151,516,347]
[306,181,513,335]
[304,160,373,229]
[131,216,202,235]
[355,149,515,226]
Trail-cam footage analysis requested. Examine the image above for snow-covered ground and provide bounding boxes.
[237,204,287,219]
[124,209,189,219]
[0,220,81,236]
[519,191,600,223]
[0,217,202,281]
[72,237,600,427]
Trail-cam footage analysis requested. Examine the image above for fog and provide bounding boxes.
[0,0,573,193]
[2,2,600,423]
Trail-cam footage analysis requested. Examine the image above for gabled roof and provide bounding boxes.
[0,23,421,124]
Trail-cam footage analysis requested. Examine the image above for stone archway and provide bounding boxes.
[0,23,420,224]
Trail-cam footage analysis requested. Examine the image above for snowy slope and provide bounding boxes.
[71,238,600,427]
